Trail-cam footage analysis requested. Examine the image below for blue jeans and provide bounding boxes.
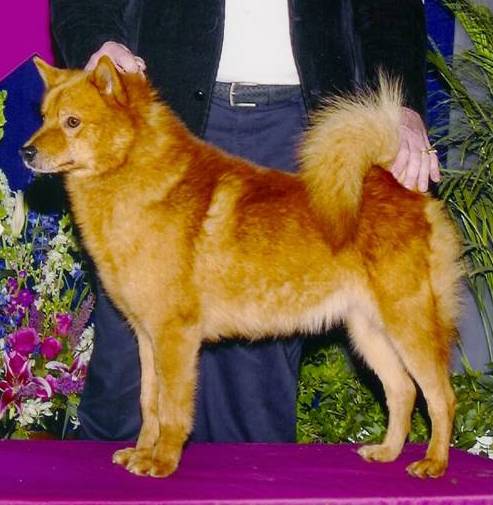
[78,88,307,442]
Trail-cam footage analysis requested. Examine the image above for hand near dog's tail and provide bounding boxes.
[299,77,402,249]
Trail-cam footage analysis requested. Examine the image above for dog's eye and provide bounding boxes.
[66,116,81,129]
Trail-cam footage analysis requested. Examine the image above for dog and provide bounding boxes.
[23,56,463,479]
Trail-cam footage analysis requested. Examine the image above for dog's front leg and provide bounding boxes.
[119,318,202,478]
[112,332,160,472]
[151,323,202,477]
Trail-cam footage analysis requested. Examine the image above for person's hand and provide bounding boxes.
[390,107,440,192]
[85,41,147,75]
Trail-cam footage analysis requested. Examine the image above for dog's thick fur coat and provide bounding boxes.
[26,57,463,479]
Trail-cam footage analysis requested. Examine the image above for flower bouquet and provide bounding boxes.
[0,90,94,439]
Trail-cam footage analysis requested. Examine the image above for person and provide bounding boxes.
[49,0,439,442]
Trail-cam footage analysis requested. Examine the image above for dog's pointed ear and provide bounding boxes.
[34,56,65,89]
[90,55,128,106]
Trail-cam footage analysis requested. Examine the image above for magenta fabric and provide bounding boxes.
[1,442,493,504]
[0,2,54,80]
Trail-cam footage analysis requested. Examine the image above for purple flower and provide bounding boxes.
[6,278,18,293]
[45,358,88,397]
[45,374,57,391]
[40,337,63,360]
[13,288,35,308]
[7,328,40,356]
[51,372,85,395]
[28,303,44,334]
[68,294,95,347]
[5,301,20,316]
[55,313,72,336]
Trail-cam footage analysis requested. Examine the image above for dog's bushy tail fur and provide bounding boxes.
[299,77,402,247]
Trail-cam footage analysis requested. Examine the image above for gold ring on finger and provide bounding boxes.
[422,148,438,155]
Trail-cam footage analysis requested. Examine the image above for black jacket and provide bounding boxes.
[50,0,427,137]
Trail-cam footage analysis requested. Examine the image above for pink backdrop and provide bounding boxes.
[0,0,54,80]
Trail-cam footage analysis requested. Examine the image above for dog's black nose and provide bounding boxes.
[20,145,38,163]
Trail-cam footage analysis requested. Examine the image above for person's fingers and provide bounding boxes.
[84,42,146,74]
[135,56,147,72]
[393,110,441,192]
[417,152,431,192]
[390,144,409,179]
[429,150,441,183]
[84,52,100,71]
[400,147,421,190]
[114,51,142,73]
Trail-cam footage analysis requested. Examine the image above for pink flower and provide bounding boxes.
[8,328,39,356]
[55,313,73,336]
[0,352,52,416]
[40,337,63,360]
[45,374,57,391]
[8,352,29,378]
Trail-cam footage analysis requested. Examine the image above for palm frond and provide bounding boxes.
[429,0,493,363]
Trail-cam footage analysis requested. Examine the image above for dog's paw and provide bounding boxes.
[147,456,179,478]
[124,449,154,476]
[128,455,178,478]
[116,448,178,478]
[358,444,400,463]
[406,458,447,479]
[112,447,136,466]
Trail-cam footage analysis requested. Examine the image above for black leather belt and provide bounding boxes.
[213,82,301,107]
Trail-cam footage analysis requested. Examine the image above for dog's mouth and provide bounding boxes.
[25,159,76,174]
[54,160,77,171]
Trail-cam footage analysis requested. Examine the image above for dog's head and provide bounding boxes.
[22,56,139,177]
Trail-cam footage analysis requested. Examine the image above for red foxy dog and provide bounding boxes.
[23,56,462,479]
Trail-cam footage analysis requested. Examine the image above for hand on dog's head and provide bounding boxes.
[35,55,131,106]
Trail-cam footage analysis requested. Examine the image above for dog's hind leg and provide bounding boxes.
[386,313,455,479]
[346,309,416,463]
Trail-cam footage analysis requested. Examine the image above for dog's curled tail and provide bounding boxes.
[299,77,402,248]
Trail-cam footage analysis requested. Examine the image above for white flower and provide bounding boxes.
[468,435,493,458]
[47,249,63,264]
[50,233,69,247]
[43,271,56,287]
[75,325,95,365]
[70,416,80,429]
[10,191,25,238]
[17,398,53,427]
[0,170,8,191]
[0,173,16,219]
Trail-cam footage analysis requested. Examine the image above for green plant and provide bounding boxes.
[428,0,493,362]
[453,362,493,454]
[297,343,493,457]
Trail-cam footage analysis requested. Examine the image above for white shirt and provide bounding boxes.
[216,0,300,85]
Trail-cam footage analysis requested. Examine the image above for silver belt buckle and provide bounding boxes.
[229,82,258,107]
